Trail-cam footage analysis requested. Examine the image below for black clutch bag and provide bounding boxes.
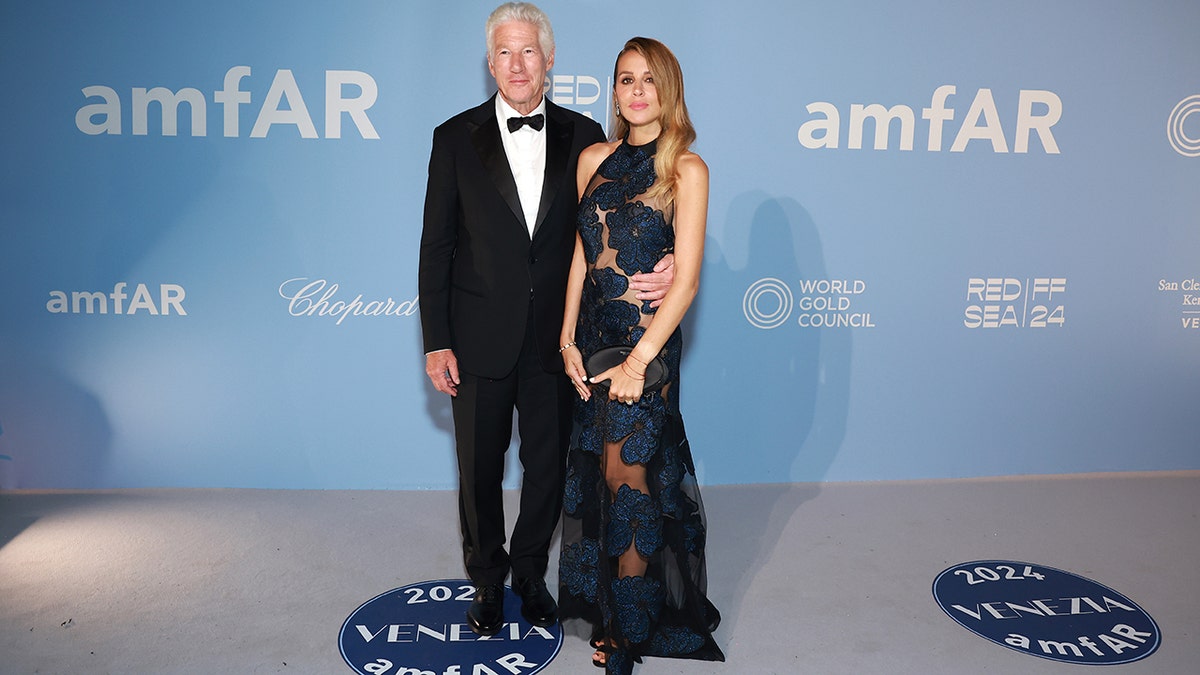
[585,346,669,393]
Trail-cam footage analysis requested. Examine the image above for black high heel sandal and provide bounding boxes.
[591,638,614,668]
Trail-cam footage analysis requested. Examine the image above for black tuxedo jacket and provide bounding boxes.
[419,96,605,379]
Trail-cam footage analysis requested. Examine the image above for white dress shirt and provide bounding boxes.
[495,95,547,237]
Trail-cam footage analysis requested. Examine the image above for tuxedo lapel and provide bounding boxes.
[532,103,573,239]
[468,99,527,231]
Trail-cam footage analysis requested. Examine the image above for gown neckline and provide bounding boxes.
[623,136,658,153]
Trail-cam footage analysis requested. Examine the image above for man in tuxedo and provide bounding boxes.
[418,2,671,636]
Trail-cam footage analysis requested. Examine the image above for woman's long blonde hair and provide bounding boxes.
[611,37,696,205]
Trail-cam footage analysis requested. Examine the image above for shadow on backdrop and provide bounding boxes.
[0,350,113,493]
[689,191,851,635]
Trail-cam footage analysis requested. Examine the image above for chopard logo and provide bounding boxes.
[278,278,418,325]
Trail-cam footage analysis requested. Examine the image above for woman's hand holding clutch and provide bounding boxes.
[592,360,646,406]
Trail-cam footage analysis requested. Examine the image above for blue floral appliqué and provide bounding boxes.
[595,299,640,345]
[590,144,656,211]
[592,266,629,301]
[617,399,664,465]
[604,200,672,275]
[608,484,663,558]
[599,145,636,178]
[579,409,603,456]
[655,441,682,516]
[598,394,665,465]
[590,303,638,345]
[605,649,635,675]
[589,176,630,213]
[612,575,663,643]
[682,505,706,554]
[560,538,600,603]
[649,625,705,655]
[577,197,603,262]
[564,463,583,515]
[602,397,639,442]
[607,201,669,276]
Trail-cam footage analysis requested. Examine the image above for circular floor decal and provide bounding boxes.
[933,560,1160,665]
[339,579,563,674]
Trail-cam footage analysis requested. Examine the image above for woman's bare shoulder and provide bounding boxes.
[581,140,620,164]
[677,150,709,181]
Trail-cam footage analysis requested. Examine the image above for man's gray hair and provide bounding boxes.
[486,2,555,56]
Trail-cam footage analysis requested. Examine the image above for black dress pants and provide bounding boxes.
[451,318,571,586]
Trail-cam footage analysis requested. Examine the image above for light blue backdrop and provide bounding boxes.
[1,1,1197,489]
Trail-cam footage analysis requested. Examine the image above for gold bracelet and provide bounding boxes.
[558,342,577,353]
[627,352,649,367]
[620,361,645,380]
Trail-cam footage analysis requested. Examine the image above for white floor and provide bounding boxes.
[1,472,1197,674]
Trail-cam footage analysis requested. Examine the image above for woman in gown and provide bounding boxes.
[557,37,724,673]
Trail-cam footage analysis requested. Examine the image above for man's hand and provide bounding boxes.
[425,350,460,397]
[628,253,676,308]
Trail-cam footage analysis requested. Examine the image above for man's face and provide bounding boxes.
[487,20,553,115]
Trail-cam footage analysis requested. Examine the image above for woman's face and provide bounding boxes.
[614,50,661,131]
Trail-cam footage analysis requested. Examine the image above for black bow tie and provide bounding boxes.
[507,114,544,132]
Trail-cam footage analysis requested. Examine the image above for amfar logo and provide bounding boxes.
[46,282,187,315]
[934,560,1160,665]
[76,66,379,139]
[1167,95,1200,157]
[798,85,1062,153]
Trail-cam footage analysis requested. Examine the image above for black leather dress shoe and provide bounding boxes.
[513,576,558,627]
[466,583,504,636]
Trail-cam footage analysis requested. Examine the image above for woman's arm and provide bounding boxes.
[562,142,618,400]
[604,152,709,403]
[561,232,589,399]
